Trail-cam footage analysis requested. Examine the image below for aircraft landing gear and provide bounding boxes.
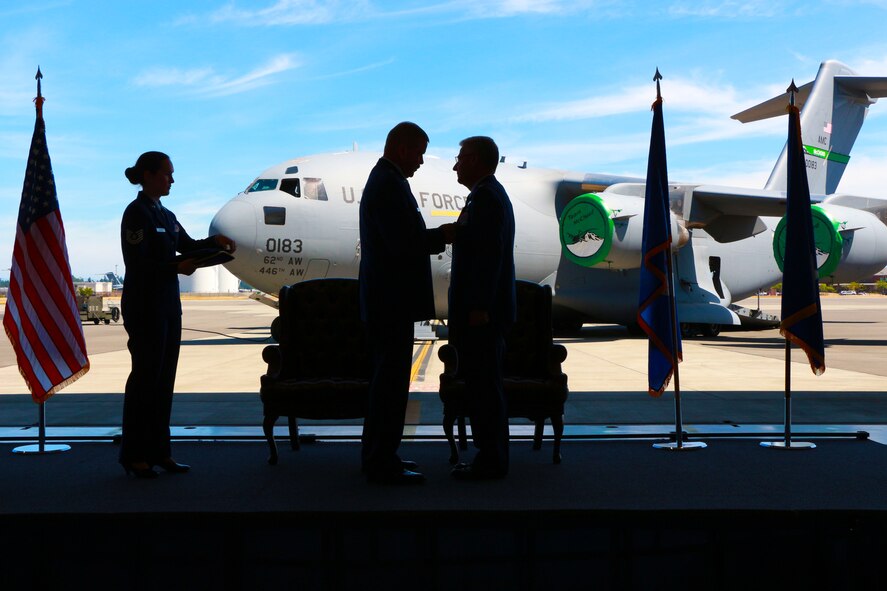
[680,323,721,339]
[701,323,721,338]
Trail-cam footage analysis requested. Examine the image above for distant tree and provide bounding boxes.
[72,275,85,282]
[848,281,863,293]
[0,278,9,288]
[771,283,782,293]
[77,287,94,298]
[876,279,887,294]
[819,283,836,293]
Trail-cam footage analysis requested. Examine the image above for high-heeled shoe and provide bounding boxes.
[157,458,190,473]
[122,461,158,479]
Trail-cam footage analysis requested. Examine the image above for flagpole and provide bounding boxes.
[648,70,703,451]
[10,68,72,456]
[762,80,816,451]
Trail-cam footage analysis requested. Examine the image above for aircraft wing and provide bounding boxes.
[687,185,826,243]
[823,194,887,218]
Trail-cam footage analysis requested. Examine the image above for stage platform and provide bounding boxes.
[2,436,886,590]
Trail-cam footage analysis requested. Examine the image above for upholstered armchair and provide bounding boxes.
[259,278,370,465]
[438,280,569,464]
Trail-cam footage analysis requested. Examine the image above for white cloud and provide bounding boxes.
[132,53,301,98]
[667,0,790,18]
[202,0,373,26]
[182,0,608,26]
[516,77,746,123]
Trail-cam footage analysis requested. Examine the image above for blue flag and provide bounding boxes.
[780,102,825,375]
[637,91,681,397]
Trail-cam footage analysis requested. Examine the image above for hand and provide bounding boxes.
[177,259,198,276]
[214,234,237,253]
[440,223,456,244]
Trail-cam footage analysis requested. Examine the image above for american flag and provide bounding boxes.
[3,93,89,403]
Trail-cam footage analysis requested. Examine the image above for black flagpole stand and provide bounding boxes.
[11,68,71,455]
[649,69,704,451]
[12,403,71,454]
[762,81,814,450]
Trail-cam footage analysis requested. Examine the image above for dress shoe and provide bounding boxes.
[361,460,419,474]
[366,469,426,485]
[121,461,158,479]
[157,459,191,473]
[451,463,507,481]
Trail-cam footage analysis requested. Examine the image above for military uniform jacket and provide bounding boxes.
[121,192,215,320]
[448,174,516,331]
[359,158,446,325]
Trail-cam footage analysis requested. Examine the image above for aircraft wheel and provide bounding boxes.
[270,317,281,342]
[104,318,111,325]
[680,323,695,338]
[701,323,721,338]
[93,318,100,325]
[111,307,120,322]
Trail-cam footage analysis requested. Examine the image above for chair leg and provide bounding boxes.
[443,412,459,465]
[533,420,544,451]
[263,414,279,465]
[288,415,300,451]
[552,414,564,464]
[457,416,469,450]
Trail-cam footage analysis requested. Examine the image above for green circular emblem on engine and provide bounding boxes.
[773,205,843,278]
[558,193,614,268]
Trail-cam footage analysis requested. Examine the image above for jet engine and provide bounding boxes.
[558,192,687,270]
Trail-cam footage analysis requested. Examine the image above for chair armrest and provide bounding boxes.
[262,345,282,378]
[438,343,459,375]
[547,344,568,374]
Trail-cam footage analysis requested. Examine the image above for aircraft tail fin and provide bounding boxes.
[731,60,887,195]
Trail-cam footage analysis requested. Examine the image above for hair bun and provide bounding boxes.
[124,166,139,184]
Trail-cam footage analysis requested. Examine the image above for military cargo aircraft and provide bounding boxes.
[209,60,887,336]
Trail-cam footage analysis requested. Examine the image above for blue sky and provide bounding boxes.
[2,0,887,280]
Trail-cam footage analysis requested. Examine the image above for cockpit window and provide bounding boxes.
[285,166,299,175]
[280,178,301,198]
[247,179,278,193]
[303,178,328,201]
[263,206,286,226]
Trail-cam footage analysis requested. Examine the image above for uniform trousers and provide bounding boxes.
[361,319,414,474]
[119,313,181,464]
[456,323,509,473]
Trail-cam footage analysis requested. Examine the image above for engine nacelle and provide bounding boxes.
[558,193,686,270]
[772,203,887,282]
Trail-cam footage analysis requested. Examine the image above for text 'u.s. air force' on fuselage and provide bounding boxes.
[209,60,887,336]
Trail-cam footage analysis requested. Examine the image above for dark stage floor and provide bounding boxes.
[1,438,886,590]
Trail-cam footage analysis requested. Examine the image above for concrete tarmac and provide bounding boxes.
[2,294,886,439]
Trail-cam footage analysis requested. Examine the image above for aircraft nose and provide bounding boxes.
[209,198,257,253]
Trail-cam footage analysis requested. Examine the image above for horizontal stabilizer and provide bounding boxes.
[731,81,813,123]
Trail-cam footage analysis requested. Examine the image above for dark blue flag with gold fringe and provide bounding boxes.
[637,72,681,397]
[780,87,825,375]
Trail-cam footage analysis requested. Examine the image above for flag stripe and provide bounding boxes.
[16,227,79,378]
[5,263,59,391]
[2,297,46,392]
[28,215,88,364]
